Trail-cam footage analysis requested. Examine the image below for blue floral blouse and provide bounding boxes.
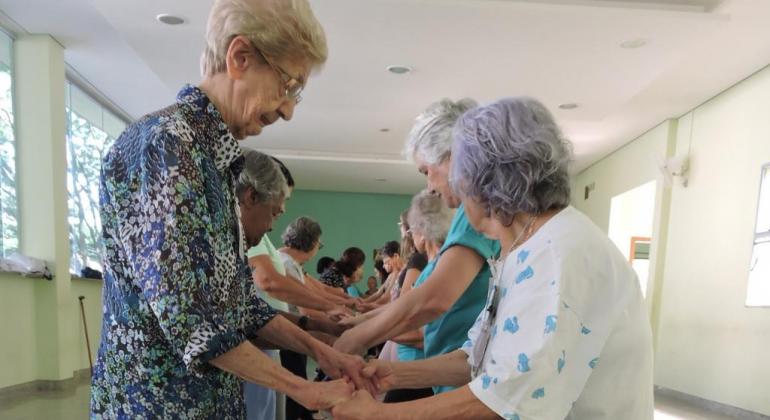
[90,85,277,419]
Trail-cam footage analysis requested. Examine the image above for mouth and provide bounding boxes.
[260,114,277,127]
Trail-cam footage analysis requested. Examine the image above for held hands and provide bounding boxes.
[297,378,355,411]
[331,390,381,420]
[314,345,376,394]
[328,359,395,420]
[360,359,396,394]
[328,305,354,322]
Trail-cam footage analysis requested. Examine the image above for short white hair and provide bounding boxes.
[201,0,328,77]
[407,190,453,244]
[403,98,477,165]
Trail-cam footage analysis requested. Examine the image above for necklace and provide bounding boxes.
[500,214,537,263]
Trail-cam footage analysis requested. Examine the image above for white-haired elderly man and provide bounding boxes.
[332,97,653,420]
[92,1,367,418]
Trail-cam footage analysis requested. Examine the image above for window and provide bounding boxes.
[66,82,127,274]
[0,30,17,258]
[747,163,770,307]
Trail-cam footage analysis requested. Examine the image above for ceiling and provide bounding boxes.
[2,0,770,195]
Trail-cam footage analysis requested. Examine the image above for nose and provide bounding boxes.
[277,98,296,121]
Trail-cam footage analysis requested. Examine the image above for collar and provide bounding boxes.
[176,84,242,172]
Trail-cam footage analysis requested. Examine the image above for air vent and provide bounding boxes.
[504,0,723,13]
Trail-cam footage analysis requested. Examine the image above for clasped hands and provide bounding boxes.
[307,351,395,420]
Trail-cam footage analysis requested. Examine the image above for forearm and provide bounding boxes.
[354,288,442,349]
[211,341,306,397]
[254,314,324,359]
[278,310,345,336]
[391,328,423,348]
[391,350,471,389]
[257,274,336,311]
[375,386,497,420]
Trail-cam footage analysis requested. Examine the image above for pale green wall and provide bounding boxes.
[267,189,414,293]
[0,273,37,388]
[573,66,770,415]
[71,279,104,374]
[653,66,770,415]
[0,35,104,390]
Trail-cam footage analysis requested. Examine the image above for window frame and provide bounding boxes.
[746,162,770,308]
[0,27,19,258]
[65,80,129,276]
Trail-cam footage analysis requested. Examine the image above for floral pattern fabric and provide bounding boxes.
[462,207,653,420]
[90,85,277,419]
[319,266,346,289]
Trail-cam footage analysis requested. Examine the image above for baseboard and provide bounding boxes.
[655,386,770,419]
[0,368,91,399]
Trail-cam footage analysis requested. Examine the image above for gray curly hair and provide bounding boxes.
[236,148,289,204]
[407,190,453,244]
[403,98,478,165]
[450,97,572,224]
[282,216,322,252]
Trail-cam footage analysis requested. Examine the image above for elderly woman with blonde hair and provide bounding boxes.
[91,1,367,418]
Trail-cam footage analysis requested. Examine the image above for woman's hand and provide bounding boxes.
[313,345,374,393]
[331,390,383,420]
[337,314,367,329]
[328,305,354,321]
[361,359,397,394]
[308,315,349,336]
[295,378,354,410]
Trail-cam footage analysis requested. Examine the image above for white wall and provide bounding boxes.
[572,120,673,311]
[573,64,770,415]
[654,65,770,415]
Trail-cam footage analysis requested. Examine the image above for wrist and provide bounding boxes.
[298,315,310,331]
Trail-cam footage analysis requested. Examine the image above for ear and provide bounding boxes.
[225,35,255,81]
[240,187,257,209]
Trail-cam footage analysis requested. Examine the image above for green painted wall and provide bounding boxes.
[266,189,414,293]
[0,273,38,388]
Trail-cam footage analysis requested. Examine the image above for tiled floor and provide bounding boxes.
[0,382,749,419]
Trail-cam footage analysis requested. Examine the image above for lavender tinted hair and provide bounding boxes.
[450,97,572,224]
[404,98,478,165]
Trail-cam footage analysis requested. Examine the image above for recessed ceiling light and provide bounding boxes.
[156,14,186,25]
[558,103,579,110]
[387,65,412,75]
[620,39,647,49]
[379,128,390,132]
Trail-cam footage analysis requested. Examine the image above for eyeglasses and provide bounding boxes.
[253,46,305,104]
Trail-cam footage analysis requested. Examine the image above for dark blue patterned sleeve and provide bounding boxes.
[110,130,276,374]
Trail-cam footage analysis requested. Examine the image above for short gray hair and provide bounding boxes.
[236,148,289,204]
[450,97,572,223]
[404,98,478,165]
[282,216,322,252]
[407,190,453,244]
[201,0,328,77]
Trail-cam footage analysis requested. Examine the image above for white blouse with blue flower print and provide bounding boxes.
[462,206,654,420]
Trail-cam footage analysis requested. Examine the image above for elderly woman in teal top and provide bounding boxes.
[332,99,653,420]
[334,99,501,394]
